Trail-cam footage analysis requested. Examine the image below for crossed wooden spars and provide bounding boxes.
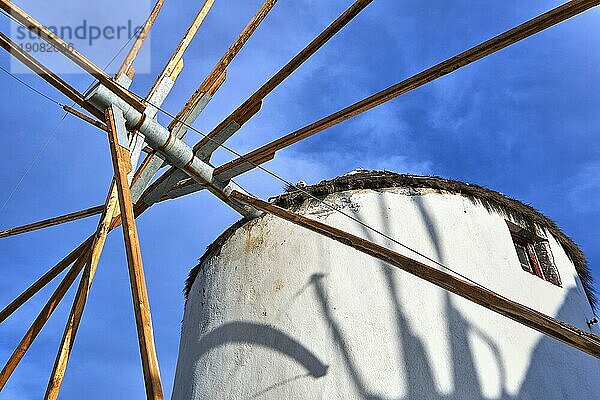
[0,1,599,399]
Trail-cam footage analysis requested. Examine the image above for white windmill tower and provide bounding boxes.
[0,1,598,399]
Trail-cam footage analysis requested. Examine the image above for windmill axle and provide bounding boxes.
[85,82,261,218]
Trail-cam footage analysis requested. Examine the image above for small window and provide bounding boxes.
[507,221,561,286]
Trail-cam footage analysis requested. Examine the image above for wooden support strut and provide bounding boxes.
[193,0,374,160]
[0,248,90,390]
[115,0,166,80]
[129,0,217,203]
[44,184,122,398]
[0,206,105,239]
[141,0,373,205]
[230,191,600,359]
[106,106,164,400]
[0,238,92,323]
[215,0,600,180]
[0,32,104,120]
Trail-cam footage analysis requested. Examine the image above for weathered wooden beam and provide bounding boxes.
[231,191,600,359]
[115,0,166,80]
[0,0,145,112]
[0,32,104,120]
[0,248,89,390]
[141,0,373,204]
[129,0,216,203]
[141,0,280,203]
[146,0,215,98]
[106,106,164,400]
[215,0,600,181]
[170,0,278,137]
[0,238,92,324]
[193,0,373,161]
[63,106,109,132]
[0,206,105,239]
[44,185,122,400]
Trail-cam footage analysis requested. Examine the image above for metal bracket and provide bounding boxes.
[109,105,130,150]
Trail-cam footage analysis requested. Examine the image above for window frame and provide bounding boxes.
[506,220,561,286]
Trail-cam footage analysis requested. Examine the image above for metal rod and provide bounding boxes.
[115,0,166,80]
[106,106,164,400]
[0,0,144,111]
[215,0,600,180]
[231,191,600,359]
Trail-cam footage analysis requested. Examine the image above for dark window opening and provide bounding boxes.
[506,221,562,286]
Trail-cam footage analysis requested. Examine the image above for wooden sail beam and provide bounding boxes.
[140,0,280,202]
[129,0,217,203]
[115,0,166,80]
[215,0,600,181]
[231,191,600,359]
[0,206,104,239]
[169,0,278,137]
[106,106,164,400]
[63,106,110,132]
[192,0,373,161]
[0,32,104,120]
[146,0,216,98]
[140,0,373,204]
[0,0,145,112]
[0,249,90,390]
[0,238,92,324]
[44,185,122,399]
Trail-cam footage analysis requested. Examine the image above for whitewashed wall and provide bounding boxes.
[172,187,600,400]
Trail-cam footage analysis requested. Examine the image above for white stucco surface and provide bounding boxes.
[172,187,600,400]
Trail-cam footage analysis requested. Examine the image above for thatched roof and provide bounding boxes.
[186,170,596,311]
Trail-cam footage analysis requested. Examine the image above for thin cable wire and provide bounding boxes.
[143,100,495,290]
[0,65,63,106]
[0,7,499,292]
[0,13,138,218]
[0,114,67,216]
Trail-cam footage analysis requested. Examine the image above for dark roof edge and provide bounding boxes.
[185,170,596,312]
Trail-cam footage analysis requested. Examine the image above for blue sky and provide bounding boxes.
[0,0,598,398]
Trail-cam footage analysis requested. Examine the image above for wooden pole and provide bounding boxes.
[131,0,216,202]
[140,0,373,202]
[0,0,145,112]
[193,0,373,159]
[0,239,92,324]
[170,0,278,133]
[0,32,104,120]
[106,106,164,400]
[44,186,121,400]
[115,0,166,80]
[216,0,600,179]
[231,191,600,359]
[146,0,215,97]
[0,249,89,390]
[0,206,105,239]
